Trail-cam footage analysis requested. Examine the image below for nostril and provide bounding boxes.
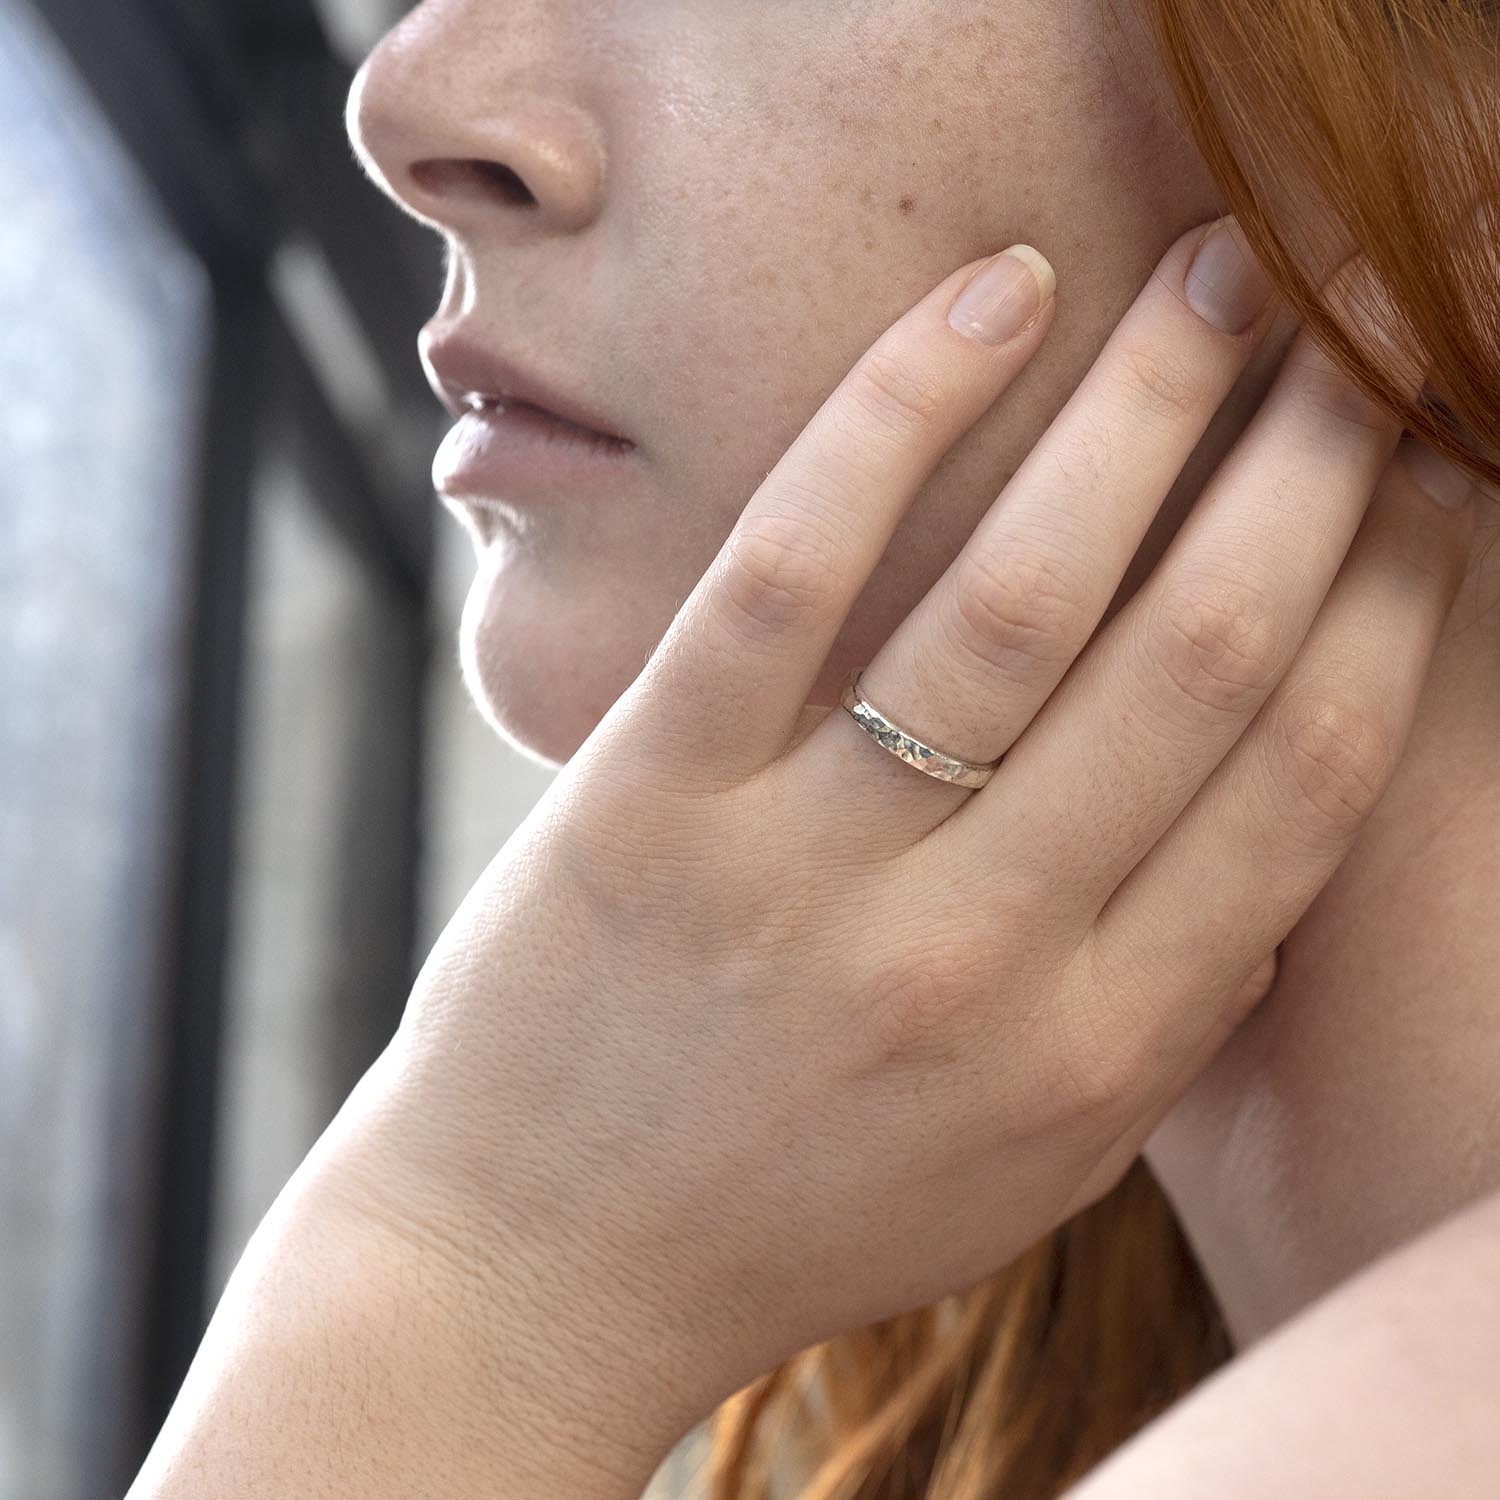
[473,160,533,204]
[409,158,536,208]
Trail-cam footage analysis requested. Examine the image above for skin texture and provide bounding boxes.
[128,216,1483,1500]
[351,0,1238,759]
[1066,1186,1500,1497]
[346,0,1500,1351]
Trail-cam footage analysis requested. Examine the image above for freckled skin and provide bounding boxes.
[350,0,1500,1348]
[350,0,1273,767]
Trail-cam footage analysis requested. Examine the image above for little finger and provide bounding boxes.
[1082,435,1476,1089]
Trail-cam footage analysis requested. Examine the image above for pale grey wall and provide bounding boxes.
[312,0,407,63]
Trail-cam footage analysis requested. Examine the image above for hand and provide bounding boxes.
[330,217,1476,1490]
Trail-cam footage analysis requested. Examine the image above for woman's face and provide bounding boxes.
[348,0,1274,766]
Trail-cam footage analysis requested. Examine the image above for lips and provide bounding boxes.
[419,325,633,446]
[420,325,641,509]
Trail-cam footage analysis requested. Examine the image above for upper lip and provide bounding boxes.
[418,324,633,446]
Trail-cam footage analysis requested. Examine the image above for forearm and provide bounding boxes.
[127,1070,708,1500]
[1066,1182,1500,1498]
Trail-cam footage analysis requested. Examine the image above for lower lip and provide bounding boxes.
[432,402,639,500]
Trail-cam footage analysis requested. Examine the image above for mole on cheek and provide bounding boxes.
[897,196,916,215]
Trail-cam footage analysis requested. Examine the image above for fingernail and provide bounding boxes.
[1395,435,1474,510]
[947,244,1055,344]
[1184,215,1276,334]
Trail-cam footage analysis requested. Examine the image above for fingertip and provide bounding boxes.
[1394,435,1477,513]
[947,243,1056,345]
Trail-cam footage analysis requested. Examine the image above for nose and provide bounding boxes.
[345,9,607,239]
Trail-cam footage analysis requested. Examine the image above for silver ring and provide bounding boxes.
[839,669,1004,790]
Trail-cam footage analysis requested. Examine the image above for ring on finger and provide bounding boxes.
[839,668,1005,790]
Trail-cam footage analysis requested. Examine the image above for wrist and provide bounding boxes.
[301,1052,754,1495]
[135,1077,728,1500]
[301,1117,718,1499]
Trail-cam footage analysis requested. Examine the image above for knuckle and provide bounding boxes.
[848,346,949,440]
[1041,1014,1139,1130]
[1143,574,1283,723]
[1270,688,1396,841]
[1038,942,1156,1129]
[1118,341,1203,426]
[863,942,988,1066]
[717,509,846,640]
[945,542,1089,684]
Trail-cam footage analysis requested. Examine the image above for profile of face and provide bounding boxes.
[348,0,1287,768]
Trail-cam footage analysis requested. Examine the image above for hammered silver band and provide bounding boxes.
[839,668,1004,791]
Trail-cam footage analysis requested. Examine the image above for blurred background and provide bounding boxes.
[0,1,707,1494]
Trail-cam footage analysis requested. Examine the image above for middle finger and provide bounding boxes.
[786,214,1280,840]
[942,248,1428,917]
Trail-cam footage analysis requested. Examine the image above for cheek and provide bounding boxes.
[449,2,1217,759]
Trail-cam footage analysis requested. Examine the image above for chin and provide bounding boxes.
[456,546,651,769]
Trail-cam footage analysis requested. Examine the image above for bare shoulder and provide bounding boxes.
[1064,1187,1500,1500]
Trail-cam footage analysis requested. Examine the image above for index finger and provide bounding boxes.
[633,240,1057,781]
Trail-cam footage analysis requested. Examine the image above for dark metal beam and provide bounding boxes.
[250,50,441,410]
[32,0,440,416]
[30,0,272,267]
[267,305,435,598]
[324,576,430,1101]
[135,267,268,1477]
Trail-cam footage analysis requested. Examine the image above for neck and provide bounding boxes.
[1144,442,1500,1345]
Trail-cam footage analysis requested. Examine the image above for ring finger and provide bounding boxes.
[784,214,1283,841]
[1079,435,1476,1122]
